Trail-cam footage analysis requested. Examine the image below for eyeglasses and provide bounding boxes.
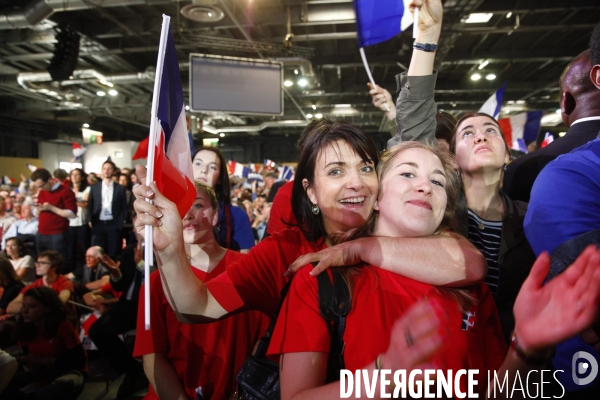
[34,261,51,266]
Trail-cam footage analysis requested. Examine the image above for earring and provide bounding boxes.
[311,204,320,215]
[503,163,508,172]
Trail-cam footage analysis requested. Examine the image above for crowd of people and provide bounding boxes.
[0,0,600,399]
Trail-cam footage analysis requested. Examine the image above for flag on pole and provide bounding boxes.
[248,163,262,173]
[72,142,86,161]
[354,0,413,47]
[26,163,38,172]
[150,25,196,219]
[478,82,507,119]
[498,111,543,150]
[142,14,196,330]
[540,132,554,148]
[263,159,277,171]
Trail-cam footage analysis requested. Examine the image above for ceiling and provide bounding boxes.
[0,0,599,155]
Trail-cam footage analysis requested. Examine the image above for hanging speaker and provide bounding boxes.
[47,24,80,81]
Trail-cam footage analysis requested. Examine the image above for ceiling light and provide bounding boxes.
[294,69,299,75]
[462,13,493,23]
[185,105,190,110]
[284,80,293,87]
[334,104,351,108]
[96,91,106,96]
[207,12,213,17]
[485,74,496,80]
[99,80,114,88]
[506,12,512,18]
[108,89,118,96]
[516,100,526,105]
[306,113,313,118]
[471,73,481,81]
[83,123,89,128]
[312,104,317,110]
[558,132,566,137]
[478,60,489,70]
[315,113,323,118]
[191,115,196,119]
[219,133,225,137]
[298,78,308,87]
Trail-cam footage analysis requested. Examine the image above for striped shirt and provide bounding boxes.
[467,210,502,295]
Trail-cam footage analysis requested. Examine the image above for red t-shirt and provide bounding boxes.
[205,227,324,317]
[21,275,74,295]
[266,181,296,236]
[18,319,84,373]
[268,266,507,398]
[22,275,75,315]
[37,184,77,235]
[134,250,269,400]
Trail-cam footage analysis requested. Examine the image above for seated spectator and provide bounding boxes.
[3,196,14,216]
[1,202,38,251]
[0,258,24,318]
[5,250,74,318]
[3,238,35,285]
[66,246,110,299]
[0,197,17,241]
[252,202,272,243]
[2,287,86,400]
[82,282,121,315]
[11,202,22,219]
[0,349,17,395]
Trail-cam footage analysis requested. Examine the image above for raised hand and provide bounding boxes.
[410,0,443,40]
[367,83,396,120]
[513,246,600,355]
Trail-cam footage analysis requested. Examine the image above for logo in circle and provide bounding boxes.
[572,351,599,386]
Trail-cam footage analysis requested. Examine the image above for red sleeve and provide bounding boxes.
[58,320,82,350]
[20,281,36,295]
[267,265,330,361]
[56,276,74,293]
[63,187,77,214]
[133,272,169,358]
[206,229,315,316]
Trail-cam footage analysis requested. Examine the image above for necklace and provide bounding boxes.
[475,197,503,230]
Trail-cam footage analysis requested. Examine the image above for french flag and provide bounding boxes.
[540,132,554,148]
[478,82,507,120]
[498,111,543,150]
[228,161,250,178]
[1,176,15,185]
[72,142,86,161]
[132,137,149,160]
[248,163,262,173]
[148,24,195,219]
[263,159,277,171]
[278,165,294,181]
[26,163,38,172]
[354,0,413,47]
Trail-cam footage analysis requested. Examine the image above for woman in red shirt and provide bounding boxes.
[132,119,486,324]
[4,287,86,400]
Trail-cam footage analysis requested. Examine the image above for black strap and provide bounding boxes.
[315,266,351,383]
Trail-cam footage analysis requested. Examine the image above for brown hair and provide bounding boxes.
[192,147,231,205]
[194,180,219,211]
[0,257,20,287]
[450,112,511,157]
[14,287,73,341]
[37,250,64,274]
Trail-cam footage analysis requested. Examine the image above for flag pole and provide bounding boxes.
[144,14,171,330]
[413,8,419,38]
[359,47,390,112]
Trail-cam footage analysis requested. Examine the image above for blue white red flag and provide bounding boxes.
[228,161,250,178]
[1,176,15,185]
[353,0,413,47]
[498,111,543,150]
[278,165,294,181]
[150,28,195,219]
[248,163,262,173]
[540,132,554,148]
[263,159,277,171]
[72,142,86,161]
[478,82,507,120]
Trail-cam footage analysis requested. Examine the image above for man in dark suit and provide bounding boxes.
[503,49,600,202]
[88,160,127,260]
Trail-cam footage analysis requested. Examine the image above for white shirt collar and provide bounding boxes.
[569,116,600,127]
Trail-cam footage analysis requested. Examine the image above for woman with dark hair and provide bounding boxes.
[131,118,485,325]
[68,168,91,274]
[3,287,86,400]
[192,146,255,253]
[4,237,35,284]
[0,258,24,317]
[270,141,507,398]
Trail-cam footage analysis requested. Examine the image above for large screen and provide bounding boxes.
[189,54,283,116]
